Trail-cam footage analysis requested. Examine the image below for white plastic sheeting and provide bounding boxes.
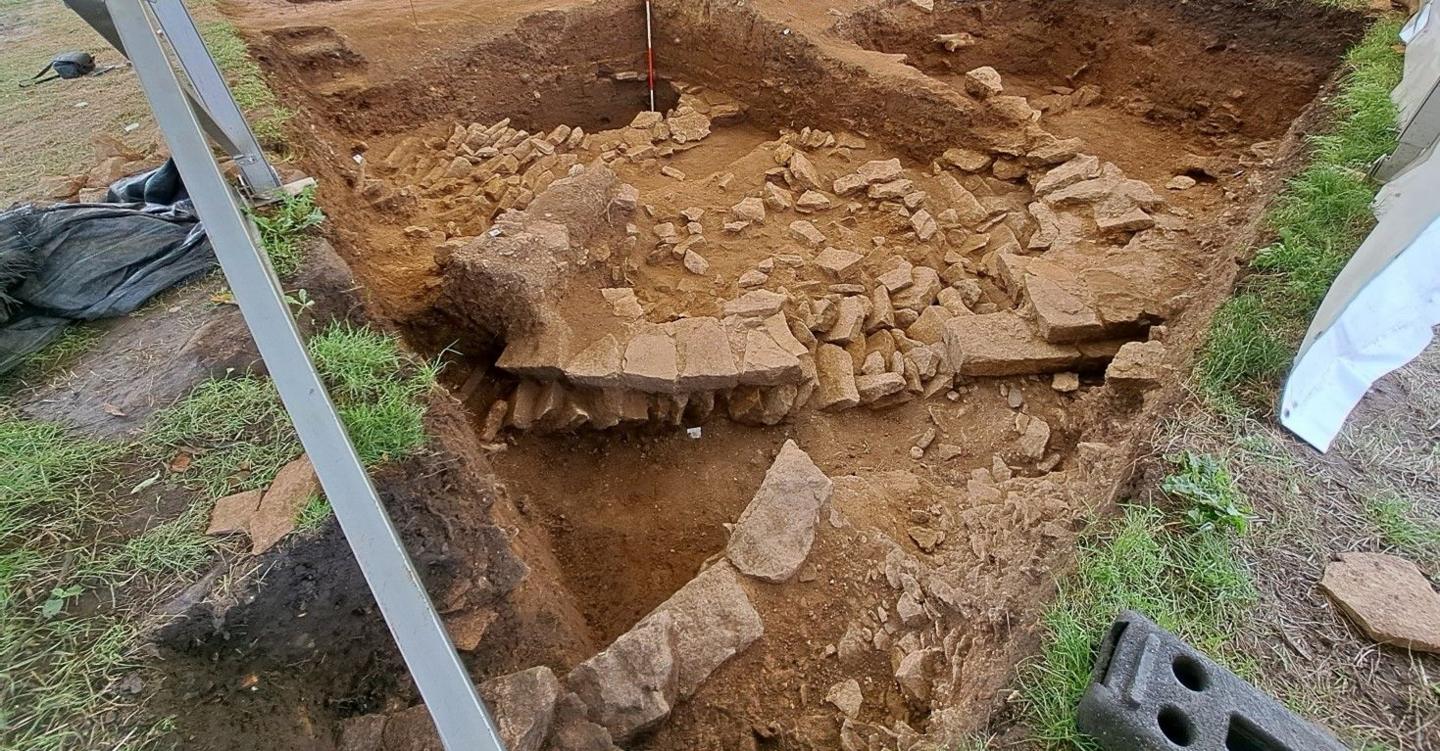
[1280,5,1440,451]
[1280,144,1440,451]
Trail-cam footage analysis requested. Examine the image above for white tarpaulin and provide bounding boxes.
[1280,142,1440,450]
[1281,5,1440,451]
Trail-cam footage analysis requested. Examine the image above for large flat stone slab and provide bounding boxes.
[941,312,1082,376]
[1321,552,1440,654]
[726,440,833,582]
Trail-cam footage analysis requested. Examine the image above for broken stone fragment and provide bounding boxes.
[962,66,1004,98]
[731,196,766,224]
[1051,371,1080,392]
[942,312,1083,376]
[910,209,938,241]
[941,146,992,173]
[682,249,710,275]
[823,296,867,345]
[796,190,832,213]
[857,158,903,184]
[207,489,262,536]
[891,267,943,312]
[814,247,863,279]
[788,220,827,247]
[908,526,943,553]
[1016,415,1051,460]
[855,372,906,404]
[666,108,712,144]
[738,269,768,288]
[726,440,834,582]
[894,647,942,703]
[479,666,562,751]
[724,289,787,318]
[1033,154,1102,196]
[788,151,823,191]
[868,178,914,200]
[876,260,915,293]
[1321,552,1440,654]
[935,32,975,51]
[833,173,868,196]
[1105,340,1166,388]
[249,456,318,555]
[763,182,794,211]
[1167,175,1197,191]
[815,344,861,411]
[567,611,680,741]
[826,679,863,718]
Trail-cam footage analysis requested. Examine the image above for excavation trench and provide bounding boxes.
[174,0,1370,747]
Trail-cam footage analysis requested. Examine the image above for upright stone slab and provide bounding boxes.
[727,440,834,582]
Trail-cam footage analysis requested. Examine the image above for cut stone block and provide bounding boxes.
[566,334,625,388]
[814,247,863,279]
[567,611,680,741]
[738,329,803,386]
[621,331,678,392]
[942,313,1082,376]
[1025,272,1106,343]
[670,318,740,390]
[815,344,861,411]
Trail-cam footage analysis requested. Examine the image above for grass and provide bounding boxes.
[150,322,437,500]
[0,323,435,749]
[1363,489,1440,562]
[253,187,325,278]
[1022,504,1256,750]
[1195,18,1406,410]
[0,409,157,750]
[198,18,293,148]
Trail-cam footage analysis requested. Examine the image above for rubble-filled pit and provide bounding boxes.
[183,0,1368,748]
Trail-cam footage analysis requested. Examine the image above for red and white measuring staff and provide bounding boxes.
[645,0,657,111]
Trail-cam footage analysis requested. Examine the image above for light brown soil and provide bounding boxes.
[143,0,1378,748]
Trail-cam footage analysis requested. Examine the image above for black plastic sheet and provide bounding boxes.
[0,160,214,374]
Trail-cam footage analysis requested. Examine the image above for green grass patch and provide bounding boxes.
[1363,489,1440,562]
[198,19,292,147]
[1021,504,1256,749]
[150,322,436,499]
[0,409,159,750]
[253,187,324,278]
[1195,18,1405,408]
[0,323,434,748]
[294,493,332,532]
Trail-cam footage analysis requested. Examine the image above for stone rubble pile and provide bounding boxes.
[369,116,597,236]
[445,68,1183,439]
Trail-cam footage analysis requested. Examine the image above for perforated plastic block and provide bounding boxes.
[1076,610,1348,751]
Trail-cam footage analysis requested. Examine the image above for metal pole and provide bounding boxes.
[644,0,656,112]
[147,0,282,197]
[62,0,282,198]
[103,2,504,748]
